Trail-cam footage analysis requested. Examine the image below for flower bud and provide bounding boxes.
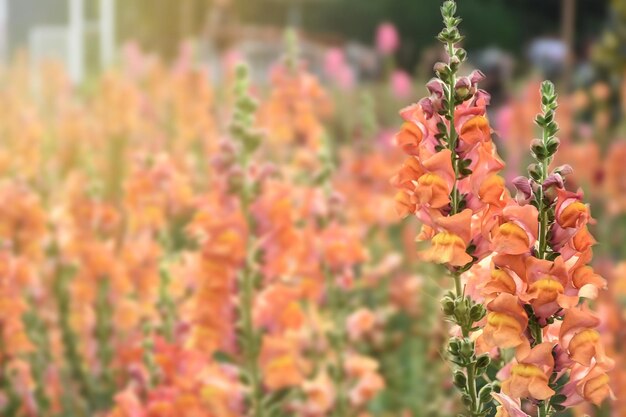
[433,62,448,76]
[469,69,486,85]
[476,354,491,369]
[473,89,491,105]
[530,138,547,159]
[460,338,474,358]
[478,384,493,402]
[448,338,461,354]
[456,48,467,62]
[227,166,245,193]
[449,56,461,69]
[512,176,533,203]
[542,173,564,190]
[455,76,471,100]
[469,304,486,322]
[554,164,573,177]
[454,298,467,316]
[426,78,445,98]
[453,370,467,388]
[442,299,455,316]
[419,97,435,119]
[546,137,561,155]
[528,163,543,181]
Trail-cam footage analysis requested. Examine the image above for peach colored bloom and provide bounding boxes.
[501,342,556,400]
[491,204,538,255]
[346,308,377,341]
[481,293,528,350]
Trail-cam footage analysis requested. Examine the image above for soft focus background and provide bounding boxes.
[0,1,625,417]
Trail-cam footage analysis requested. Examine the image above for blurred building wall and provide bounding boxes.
[3,0,115,83]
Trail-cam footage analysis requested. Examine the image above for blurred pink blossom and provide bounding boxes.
[324,47,355,90]
[324,48,345,75]
[376,22,400,55]
[222,49,244,76]
[173,40,194,74]
[122,41,149,79]
[390,70,412,99]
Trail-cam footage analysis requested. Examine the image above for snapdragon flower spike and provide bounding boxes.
[478,82,613,417]
[391,1,508,415]
[228,64,268,417]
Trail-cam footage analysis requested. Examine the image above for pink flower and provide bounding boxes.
[324,48,345,76]
[376,22,400,55]
[324,48,355,90]
[390,70,413,99]
[491,392,530,417]
[346,308,376,341]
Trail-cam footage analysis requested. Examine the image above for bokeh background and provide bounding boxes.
[0,1,625,417]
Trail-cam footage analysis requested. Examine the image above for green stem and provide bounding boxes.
[54,264,94,414]
[536,128,551,261]
[24,299,52,415]
[0,337,21,417]
[325,266,348,417]
[240,259,263,417]
[467,363,479,414]
[94,278,114,410]
[453,272,462,297]
[443,37,482,417]
[446,45,460,216]
[532,85,558,417]
[239,147,265,417]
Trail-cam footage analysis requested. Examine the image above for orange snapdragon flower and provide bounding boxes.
[481,293,528,350]
[421,209,474,266]
[293,373,335,416]
[459,115,491,145]
[522,256,578,319]
[555,188,590,229]
[502,342,555,400]
[562,363,614,407]
[576,366,612,406]
[491,205,538,255]
[395,121,424,155]
[260,334,309,391]
[491,392,529,417]
[421,231,472,267]
[559,306,613,368]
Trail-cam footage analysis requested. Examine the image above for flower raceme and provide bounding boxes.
[391,2,512,415]
[391,99,505,267]
[477,83,611,415]
[391,2,612,416]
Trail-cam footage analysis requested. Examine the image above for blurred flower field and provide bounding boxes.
[0,2,625,417]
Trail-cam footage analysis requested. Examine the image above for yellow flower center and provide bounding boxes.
[530,278,564,294]
[570,329,600,351]
[418,172,447,187]
[511,363,544,378]
[497,222,529,245]
[560,201,587,228]
[431,231,465,249]
[461,116,490,138]
[487,312,521,330]
[489,269,516,293]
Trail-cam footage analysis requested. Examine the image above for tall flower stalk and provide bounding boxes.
[230,65,266,417]
[436,4,489,415]
[392,3,612,417]
[392,2,502,415]
[527,81,560,416]
[480,80,613,417]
